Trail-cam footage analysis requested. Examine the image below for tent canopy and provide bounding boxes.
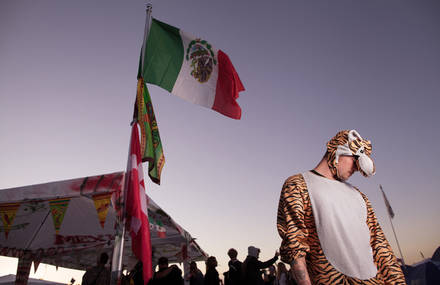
[0,172,207,271]
[0,274,65,285]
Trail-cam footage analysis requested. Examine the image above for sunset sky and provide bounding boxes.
[1,0,439,283]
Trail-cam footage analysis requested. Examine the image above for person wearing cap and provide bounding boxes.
[242,246,279,285]
[149,257,183,285]
[277,130,405,284]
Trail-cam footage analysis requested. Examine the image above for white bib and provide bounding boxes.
[303,171,377,279]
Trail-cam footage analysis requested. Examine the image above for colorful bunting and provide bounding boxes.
[49,198,70,236]
[0,202,21,239]
[92,192,112,228]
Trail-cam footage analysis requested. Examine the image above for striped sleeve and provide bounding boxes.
[361,193,406,284]
[277,174,310,264]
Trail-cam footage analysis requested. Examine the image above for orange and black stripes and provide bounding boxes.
[325,130,374,178]
[361,192,406,284]
[277,174,311,262]
[277,174,405,284]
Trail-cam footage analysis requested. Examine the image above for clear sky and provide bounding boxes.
[1,0,439,283]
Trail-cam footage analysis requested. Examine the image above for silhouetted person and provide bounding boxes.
[242,246,278,285]
[226,248,242,285]
[131,261,144,285]
[204,256,220,285]
[185,261,204,285]
[82,252,111,285]
[149,257,183,285]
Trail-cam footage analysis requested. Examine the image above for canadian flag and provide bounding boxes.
[125,123,153,284]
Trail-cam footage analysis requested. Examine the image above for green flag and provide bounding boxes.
[134,77,165,184]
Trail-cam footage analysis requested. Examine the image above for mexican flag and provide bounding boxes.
[142,18,245,119]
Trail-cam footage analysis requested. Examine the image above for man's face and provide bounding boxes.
[337,155,358,181]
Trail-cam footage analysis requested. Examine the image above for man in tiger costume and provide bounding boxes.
[277,130,405,285]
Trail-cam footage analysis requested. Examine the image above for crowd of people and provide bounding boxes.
[82,247,296,285]
[145,246,297,285]
[146,246,296,285]
[224,247,296,285]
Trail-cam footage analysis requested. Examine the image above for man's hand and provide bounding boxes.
[291,257,311,285]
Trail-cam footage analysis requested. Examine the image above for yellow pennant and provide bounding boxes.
[92,193,112,228]
[49,198,70,235]
[0,202,21,239]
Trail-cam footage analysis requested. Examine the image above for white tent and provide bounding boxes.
[0,172,207,273]
[0,274,65,285]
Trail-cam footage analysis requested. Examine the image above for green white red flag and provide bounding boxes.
[125,123,153,284]
[141,18,245,119]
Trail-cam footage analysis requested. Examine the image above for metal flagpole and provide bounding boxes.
[141,4,153,73]
[110,4,153,285]
[380,185,406,266]
[110,135,131,285]
[140,1,154,277]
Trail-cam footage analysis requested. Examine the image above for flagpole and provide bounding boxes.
[110,133,131,285]
[110,4,153,285]
[380,185,406,266]
[139,3,154,280]
[141,3,152,73]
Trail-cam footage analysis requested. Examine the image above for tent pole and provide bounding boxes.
[183,242,190,285]
[15,251,33,285]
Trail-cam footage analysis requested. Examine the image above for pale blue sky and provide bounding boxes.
[1,0,439,283]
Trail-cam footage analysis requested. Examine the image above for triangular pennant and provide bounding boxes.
[92,192,112,228]
[33,259,41,274]
[49,198,70,235]
[0,202,21,239]
[33,250,43,273]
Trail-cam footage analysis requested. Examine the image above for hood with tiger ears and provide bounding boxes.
[326,130,376,178]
